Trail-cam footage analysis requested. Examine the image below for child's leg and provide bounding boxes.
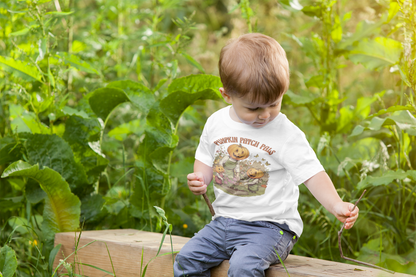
[226,220,296,277]
[174,218,229,277]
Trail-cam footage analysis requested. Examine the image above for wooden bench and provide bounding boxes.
[53,229,412,277]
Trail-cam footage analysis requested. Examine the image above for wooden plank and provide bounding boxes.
[54,229,414,277]
[53,229,188,277]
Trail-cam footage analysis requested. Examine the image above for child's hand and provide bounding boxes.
[187,172,208,195]
[333,202,359,229]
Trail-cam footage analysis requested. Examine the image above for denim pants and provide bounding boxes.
[174,217,297,277]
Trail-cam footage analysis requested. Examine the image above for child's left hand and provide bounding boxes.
[333,202,359,229]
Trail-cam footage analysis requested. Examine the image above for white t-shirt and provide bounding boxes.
[195,106,325,236]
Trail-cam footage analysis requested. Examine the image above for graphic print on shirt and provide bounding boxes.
[212,143,270,197]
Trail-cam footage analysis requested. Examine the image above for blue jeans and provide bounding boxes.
[174,217,297,277]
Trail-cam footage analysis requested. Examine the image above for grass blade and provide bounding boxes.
[75,263,115,276]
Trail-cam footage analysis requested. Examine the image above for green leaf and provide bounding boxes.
[26,134,90,196]
[45,11,74,16]
[57,52,100,75]
[357,170,416,190]
[9,28,29,37]
[8,217,29,234]
[0,140,23,165]
[351,111,416,138]
[369,111,416,133]
[162,74,222,126]
[348,37,403,70]
[106,80,155,114]
[108,119,146,141]
[144,105,177,151]
[153,206,168,222]
[305,75,326,88]
[337,106,354,132]
[181,53,205,73]
[61,106,90,119]
[0,197,24,211]
[367,105,415,119]
[1,161,81,240]
[0,245,17,277]
[387,2,400,23]
[49,244,62,273]
[63,116,108,184]
[88,88,130,120]
[26,179,47,204]
[150,145,178,174]
[331,15,342,43]
[302,5,322,17]
[10,111,49,134]
[81,194,106,223]
[337,19,383,50]
[0,56,42,82]
[284,90,319,105]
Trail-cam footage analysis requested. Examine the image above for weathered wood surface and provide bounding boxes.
[54,229,414,277]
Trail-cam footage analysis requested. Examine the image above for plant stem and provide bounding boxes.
[338,190,395,274]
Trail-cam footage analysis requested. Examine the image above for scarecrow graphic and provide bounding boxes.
[213,144,270,197]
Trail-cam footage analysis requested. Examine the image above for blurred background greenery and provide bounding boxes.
[0,0,415,275]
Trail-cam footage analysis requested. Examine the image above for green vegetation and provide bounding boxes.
[0,0,415,275]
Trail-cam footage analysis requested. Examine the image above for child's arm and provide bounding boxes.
[187,160,213,195]
[304,171,359,229]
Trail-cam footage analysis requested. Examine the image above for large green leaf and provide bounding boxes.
[26,134,90,196]
[80,194,107,223]
[144,104,177,152]
[0,138,23,165]
[57,52,100,75]
[0,56,42,82]
[107,80,155,114]
[63,116,108,184]
[162,75,223,126]
[357,170,416,190]
[348,37,403,70]
[88,88,130,121]
[350,111,416,138]
[1,161,81,240]
[0,245,17,277]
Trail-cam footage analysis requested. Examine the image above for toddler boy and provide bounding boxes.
[174,33,359,277]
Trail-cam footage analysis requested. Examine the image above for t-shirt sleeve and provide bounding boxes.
[279,132,325,185]
[195,120,214,167]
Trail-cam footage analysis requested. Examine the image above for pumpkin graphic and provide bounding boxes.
[247,168,264,179]
[214,165,224,173]
[227,144,249,161]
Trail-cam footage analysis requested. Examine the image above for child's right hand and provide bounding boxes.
[187,172,207,195]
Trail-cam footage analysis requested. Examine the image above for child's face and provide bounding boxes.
[220,88,283,128]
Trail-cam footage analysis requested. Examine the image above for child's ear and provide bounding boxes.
[220,88,232,104]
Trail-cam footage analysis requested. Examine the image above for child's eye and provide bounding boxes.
[247,107,259,111]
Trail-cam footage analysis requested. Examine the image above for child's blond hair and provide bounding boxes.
[219,33,290,104]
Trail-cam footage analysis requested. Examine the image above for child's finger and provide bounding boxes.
[190,184,207,195]
[187,173,197,181]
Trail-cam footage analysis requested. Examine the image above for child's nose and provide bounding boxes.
[259,110,270,119]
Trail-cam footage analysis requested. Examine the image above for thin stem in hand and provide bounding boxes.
[202,193,215,216]
[338,189,395,274]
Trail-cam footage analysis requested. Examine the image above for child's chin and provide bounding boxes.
[251,122,268,128]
